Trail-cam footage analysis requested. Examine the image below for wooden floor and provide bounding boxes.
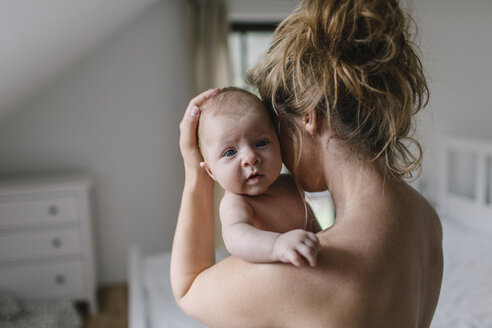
[83,284,128,328]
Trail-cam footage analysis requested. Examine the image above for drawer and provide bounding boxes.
[0,195,78,228]
[0,260,85,298]
[0,228,81,262]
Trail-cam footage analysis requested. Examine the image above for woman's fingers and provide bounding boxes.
[179,88,220,162]
[181,88,220,130]
[187,88,220,114]
[179,105,200,150]
[180,89,219,134]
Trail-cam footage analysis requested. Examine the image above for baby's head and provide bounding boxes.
[198,87,282,196]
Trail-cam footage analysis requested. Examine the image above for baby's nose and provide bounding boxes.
[242,149,260,167]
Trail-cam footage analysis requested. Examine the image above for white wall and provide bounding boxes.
[0,0,159,122]
[412,0,492,203]
[0,0,191,284]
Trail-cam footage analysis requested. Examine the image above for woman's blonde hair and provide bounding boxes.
[247,0,428,180]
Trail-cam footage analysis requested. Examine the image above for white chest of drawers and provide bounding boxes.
[0,175,97,314]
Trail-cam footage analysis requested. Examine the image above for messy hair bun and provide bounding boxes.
[247,0,428,180]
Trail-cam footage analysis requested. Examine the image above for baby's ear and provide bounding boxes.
[200,161,216,181]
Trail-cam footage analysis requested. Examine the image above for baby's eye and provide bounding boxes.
[223,149,236,157]
[256,140,268,148]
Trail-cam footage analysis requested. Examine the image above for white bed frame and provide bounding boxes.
[433,135,492,327]
[128,135,492,328]
[128,245,147,328]
[438,135,492,235]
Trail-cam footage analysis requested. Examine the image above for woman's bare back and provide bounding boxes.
[230,181,443,327]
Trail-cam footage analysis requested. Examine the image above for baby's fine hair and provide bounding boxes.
[199,87,265,116]
[247,0,428,180]
[197,87,270,152]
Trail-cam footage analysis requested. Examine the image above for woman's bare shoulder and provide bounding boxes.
[208,254,340,326]
[269,174,300,195]
[397,182,442,238]
[181,255,292,326]
[277,173,296,185]
[179,246,344,327]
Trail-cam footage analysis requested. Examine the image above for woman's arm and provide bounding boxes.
[170,90,323,327]
[170,89,219,300]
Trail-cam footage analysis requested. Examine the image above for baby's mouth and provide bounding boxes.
[247,172,263,184]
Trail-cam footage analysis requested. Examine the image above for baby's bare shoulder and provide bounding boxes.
[221,191,249,206]
[220,192,255,224]
[220,191,252,212]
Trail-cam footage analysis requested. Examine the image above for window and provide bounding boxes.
[228,23,276,90]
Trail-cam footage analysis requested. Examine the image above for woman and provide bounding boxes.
[171,0,443,326]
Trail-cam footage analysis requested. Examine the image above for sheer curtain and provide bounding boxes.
[186,0,230,246]
[186,0,231,93]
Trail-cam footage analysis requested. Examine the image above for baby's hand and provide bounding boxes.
[273,229,321,267]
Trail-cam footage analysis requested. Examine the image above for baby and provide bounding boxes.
[197,87,321,267]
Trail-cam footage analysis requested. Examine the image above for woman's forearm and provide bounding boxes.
[170,173,215,301]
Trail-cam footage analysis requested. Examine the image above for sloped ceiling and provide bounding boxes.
[0,0,160,123]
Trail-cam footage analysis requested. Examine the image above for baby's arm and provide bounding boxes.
[220,193,320,267]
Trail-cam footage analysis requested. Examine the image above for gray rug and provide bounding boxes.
[0,291,81,328]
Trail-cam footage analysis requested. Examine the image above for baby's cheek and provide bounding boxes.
[222,171,245,194]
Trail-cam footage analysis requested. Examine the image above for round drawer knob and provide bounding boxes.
[51,238,62,248]
[48,205,59,216]
[55,275,66,285]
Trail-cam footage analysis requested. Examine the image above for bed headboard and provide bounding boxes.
[438,135,492,237]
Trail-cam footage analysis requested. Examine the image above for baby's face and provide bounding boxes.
[200,105,282,196]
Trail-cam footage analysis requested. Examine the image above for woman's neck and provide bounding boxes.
[321,138,397,218]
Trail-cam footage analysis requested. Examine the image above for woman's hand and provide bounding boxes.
[172,89,220,301]
[179,88,219,181]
